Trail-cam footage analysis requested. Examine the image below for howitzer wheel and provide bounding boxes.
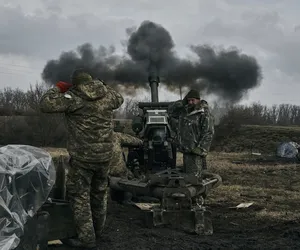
[110,189,126,204]
[110,189,134,205]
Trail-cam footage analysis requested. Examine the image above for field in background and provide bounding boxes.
[46,150,300,249]
[214,124,300,153]
[115,119,300,153]
[1,115,300,154]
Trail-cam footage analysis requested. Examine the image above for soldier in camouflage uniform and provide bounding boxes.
[168,89,217,205]
[109,131,142,178]
[39,69,123,249]
[109,131,142,204]
[168,89,214,175]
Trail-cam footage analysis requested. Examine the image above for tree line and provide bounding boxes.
[0,83,299,147]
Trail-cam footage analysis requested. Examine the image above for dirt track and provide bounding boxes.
[49,153,300,250]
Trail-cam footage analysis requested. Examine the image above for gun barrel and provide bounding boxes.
[149,81,159,102]
[148,74,159,103]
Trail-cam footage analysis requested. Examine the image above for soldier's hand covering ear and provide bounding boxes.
[56,81,73,93]
[191,147,207,156]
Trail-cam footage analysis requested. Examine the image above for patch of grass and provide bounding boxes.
[205,152,300,223]
[214,124,300,153]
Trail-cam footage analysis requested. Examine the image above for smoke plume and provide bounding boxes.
[42,20,262,102]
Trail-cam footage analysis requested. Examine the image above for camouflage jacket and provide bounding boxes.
[168,99,214,155]
[109,132,142,177]
[39,80,124,162]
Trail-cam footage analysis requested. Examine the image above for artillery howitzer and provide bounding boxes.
[109,73,221,235]
[1,74,221,250]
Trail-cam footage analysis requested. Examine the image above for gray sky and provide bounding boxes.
[0,0,299,105]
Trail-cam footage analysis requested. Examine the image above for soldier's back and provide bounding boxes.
[64,80,123,162]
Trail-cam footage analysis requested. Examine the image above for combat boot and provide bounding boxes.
[122,191,133,205]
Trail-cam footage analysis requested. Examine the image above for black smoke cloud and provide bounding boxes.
[42,20,262,102]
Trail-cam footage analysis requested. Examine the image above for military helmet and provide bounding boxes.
[70,68,93,84]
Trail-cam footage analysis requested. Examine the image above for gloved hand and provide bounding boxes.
[56,81,73,93]
[191,147,207,156]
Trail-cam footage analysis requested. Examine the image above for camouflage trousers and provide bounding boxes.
[182,153,206,175]
[183,153,206,205]
[66,158,110,246]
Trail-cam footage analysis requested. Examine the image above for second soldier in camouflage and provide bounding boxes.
[168,89,214,175]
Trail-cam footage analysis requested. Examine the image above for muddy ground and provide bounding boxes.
[49,152,300,250]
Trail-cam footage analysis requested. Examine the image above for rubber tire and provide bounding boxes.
[110,189,125,204]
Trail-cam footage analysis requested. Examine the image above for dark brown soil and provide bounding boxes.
[49,199,300,250]
[97,201,300,250]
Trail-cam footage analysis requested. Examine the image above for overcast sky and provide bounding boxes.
[0,0,300,105]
